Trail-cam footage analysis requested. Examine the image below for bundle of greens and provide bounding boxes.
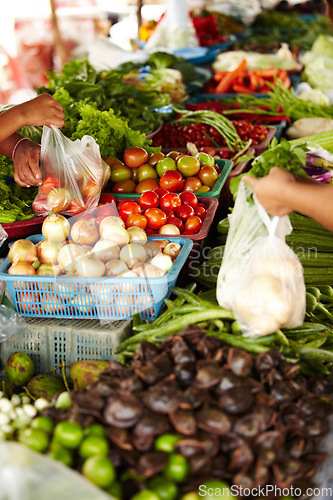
[0,179,37,223]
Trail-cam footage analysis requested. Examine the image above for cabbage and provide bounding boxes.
[311,34,333,58]
[302,57,333,92]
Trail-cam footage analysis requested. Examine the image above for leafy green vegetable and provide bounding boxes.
[0,155,14,177]
[0,179,37,223]
[289,130,333,153]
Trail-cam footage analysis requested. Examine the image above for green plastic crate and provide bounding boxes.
[113,159,233,200]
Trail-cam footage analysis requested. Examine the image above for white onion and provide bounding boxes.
[99,223,129,246]
[104,259,128,277]
[8,262,36,275]
[92,240,120,262]
[145,241,163,259]
[75,253,105,278]
[132,263,165,278]
[158,224,180,235]
[71,219,99,246]
[127,226,148,245]
[57,244,86,273]
[36,264,61,276]
[37,240,62,264]
[118,270,138,278]
[163,242,181,259]
[42,214,70,242]
[99,216,125,234]
[151,253,173,274]
[9,239,37,265]
[119,243,147,268]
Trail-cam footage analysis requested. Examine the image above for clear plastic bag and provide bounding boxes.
[145,0,199,52]
[33,126,110,217]
[0,304,26,343]
[0,442,112,500]
[216,181,306,337]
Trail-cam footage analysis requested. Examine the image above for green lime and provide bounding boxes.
[154,434,180,453]
[164,453,190,483]
[5,352,35,387]
[106,481,123,499]
[82,455,116,488]
[79,435,109,459]
[31,416,54,434]
[49,447,74,467]
[131,491,160,500]
[84,424,107,438]
[18,428,49,453]
[54,421,83,449]
[200,480,236,499]
[148,475,178,500]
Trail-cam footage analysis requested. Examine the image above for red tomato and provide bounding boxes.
[167,216,184,233]
[97,204,117,219]
[40,176,60,195]
[145,228,156,235]
[123,147,148,168]
[160,193,181,211]
[112,179,136,194]
[125,213,147,230]
[144,208,167,230]
[182,230,196,235]
[185,215,202,233]
[163,209,175,219]
[81,178,100,198]
[175,204,195,222]
[32,196,47,215]
[153,188,169,198]
[179,191,198,209]
[116,200,128,212]
[66,199,85,216]
[159,171,184,193]
[118,201,142,219]
[200,146,216,156]
[195,205,207,221]
[183,177,202,192]
[135,179,159,193]
[99,193,116,205]
[139,191,160,211]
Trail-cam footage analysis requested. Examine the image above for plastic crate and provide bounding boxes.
[0,236,193,321]
[0,317,132,375]
[113,159,233,201]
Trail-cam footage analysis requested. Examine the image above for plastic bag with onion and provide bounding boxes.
[216,181,306,337]
[32,126,110,217]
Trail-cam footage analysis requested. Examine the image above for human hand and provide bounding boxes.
[242,166,296,216]
[18,93,64,129]
[13,139,42,187]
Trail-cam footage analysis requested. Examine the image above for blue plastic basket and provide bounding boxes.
[0,236,193,320]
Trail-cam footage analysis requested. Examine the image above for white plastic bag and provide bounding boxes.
[33,126,110,217]
[145,0,199,52]
[216,181,306,337]
[0,442,112,500]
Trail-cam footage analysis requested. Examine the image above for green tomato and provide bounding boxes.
[110,165,132,183]
[156,158,177,178]
[196,152,215,167]
[84,424,107,438]
[163,453,190,483]
[176,156,201,178]
[54,421,84,449]
[79,435,109,459]
[154,434,181,453]
[131,490,160,500]
[30,416,54,434]
[138,164,158,182]
[18,428,49,453]
[199,480,236,500]
[82,455,116,489]
[148,476,178,500]
[49,447,74,467]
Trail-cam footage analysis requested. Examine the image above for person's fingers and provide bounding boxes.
[14,165,31,187]
[26,148,42,183]
[242,175,259,189]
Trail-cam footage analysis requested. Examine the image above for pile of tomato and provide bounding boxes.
[104,147,221,195]
[117,190,207,236]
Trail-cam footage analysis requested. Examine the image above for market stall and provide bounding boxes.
[1,1,333,499]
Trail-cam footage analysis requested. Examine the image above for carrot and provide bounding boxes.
[255,67,279,78]
[215,59,247,94]
[278,70,291,89]
[213,70,227,82]
[232,84,254,94]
